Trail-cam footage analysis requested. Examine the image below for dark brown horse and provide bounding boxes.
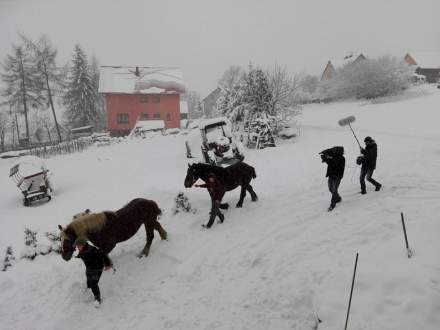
[184,162,258,228]
[58,198,167,261]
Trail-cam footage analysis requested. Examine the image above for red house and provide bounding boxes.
[99,66,186,136]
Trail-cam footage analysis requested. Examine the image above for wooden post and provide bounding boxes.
[344,253,359,330]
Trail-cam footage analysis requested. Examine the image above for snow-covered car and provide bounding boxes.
[129,119,165,138]
[185,117,245,167]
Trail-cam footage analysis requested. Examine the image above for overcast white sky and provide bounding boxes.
[0,0,439,96]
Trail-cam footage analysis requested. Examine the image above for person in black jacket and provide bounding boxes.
[74,237,113,306]
[359,136,382,194]
[320,146,345,211]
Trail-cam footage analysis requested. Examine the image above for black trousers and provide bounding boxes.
[360,167,381,192]
[328,177,342,207]
[86,270,102,301]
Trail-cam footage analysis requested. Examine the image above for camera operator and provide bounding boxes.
[320,146,345,211]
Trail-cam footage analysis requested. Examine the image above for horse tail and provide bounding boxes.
[251,166,257,179]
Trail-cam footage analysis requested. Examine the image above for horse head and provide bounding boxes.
[58,225,76,261]
[184,163,202,188]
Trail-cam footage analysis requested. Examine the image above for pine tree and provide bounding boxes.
[243,68,272,116]
[24,35,65,142]
[1,44,45,142]
[63,44,99,129]
[90,56,105,130]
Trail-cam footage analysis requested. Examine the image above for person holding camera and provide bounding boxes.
[359,136,382,194]
[320,146,345,211]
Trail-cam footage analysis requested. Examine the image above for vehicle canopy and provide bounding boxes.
[185,117,244,167]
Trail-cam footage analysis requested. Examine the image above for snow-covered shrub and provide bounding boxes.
[172,192,196,215]
[2,246,15,271]
[22,228,38,260]
[320,56,413,100]
[45,231,61,254]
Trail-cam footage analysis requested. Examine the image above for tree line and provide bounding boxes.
[0,34,104,150]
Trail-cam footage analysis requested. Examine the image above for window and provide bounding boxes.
[180,113,188,119]
[153,113,161,119]
[140,95,149,103]
[166,113,171,121]
[152,96,160,103]
[140,113,149,120]
[117,113,129,124]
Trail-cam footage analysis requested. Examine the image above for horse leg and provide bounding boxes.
[247,184,258,202]
[236,184,247,208]
[140,224,154,258]
[219,203,229,210]
[153,221,168,240]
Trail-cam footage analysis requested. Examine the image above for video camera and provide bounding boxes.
[319,146,344,162]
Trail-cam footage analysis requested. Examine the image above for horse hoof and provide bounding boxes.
[252,197,258,202]
[236,204,243,208]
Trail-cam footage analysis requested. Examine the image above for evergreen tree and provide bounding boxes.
[243,67,272,116]
[63,44,99,129]
[90,56,105,130]
[24,35,65,142]
[1,44,44,142]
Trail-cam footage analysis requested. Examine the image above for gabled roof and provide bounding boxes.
[329,53,366,70]
[405,52,440,69]
[99,66,186,94]
[321,53,366,80]
[203,87,222,102]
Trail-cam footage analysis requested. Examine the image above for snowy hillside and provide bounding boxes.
[1,86,440,330]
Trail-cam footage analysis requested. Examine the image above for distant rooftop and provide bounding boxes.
[406,52,440,69]
[99,66,186,94]
[329,53,366,69]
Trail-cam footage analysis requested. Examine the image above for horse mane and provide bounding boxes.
[66,212,107,238]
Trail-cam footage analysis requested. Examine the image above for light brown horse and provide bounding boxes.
[58,198,167,261]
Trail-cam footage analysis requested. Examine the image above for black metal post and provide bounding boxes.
[401,212,412,258]
[344,253,359,330]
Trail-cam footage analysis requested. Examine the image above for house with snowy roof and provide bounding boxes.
[321,53,367,80]
[202,87,221,118]
[98,66,186,136]
[404,52,440,83]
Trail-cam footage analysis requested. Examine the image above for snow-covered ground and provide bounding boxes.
[1,86,440,330]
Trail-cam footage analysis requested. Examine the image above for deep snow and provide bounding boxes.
[0,86,440,330]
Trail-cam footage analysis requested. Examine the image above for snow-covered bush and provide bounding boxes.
[172,192,196,215]
[45,231,61,254]
[319,56,413,100]
[2,246,15,271]
[22,228,38,260]
[21,228,57,260]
